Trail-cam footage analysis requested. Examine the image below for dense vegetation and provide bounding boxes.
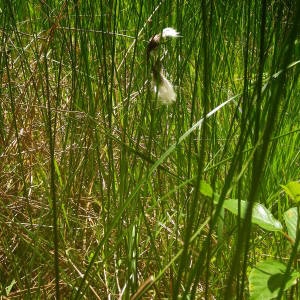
[1,1,300,299]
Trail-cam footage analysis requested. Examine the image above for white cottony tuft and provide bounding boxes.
[148,27,180,104]
[152,74,176,105]
[162,27,180,38]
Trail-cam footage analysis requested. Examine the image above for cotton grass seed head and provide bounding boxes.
[161,27,180,38]
[147,27,180,105]
[152,73,176,105]
[147,27,180,60]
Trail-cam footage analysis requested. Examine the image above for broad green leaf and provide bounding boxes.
[199,180,213,198]
[223,199,283,231]
[281,181,300,203]
[283,207,299,243]
[284,207,298,241]
[249,259,300,300]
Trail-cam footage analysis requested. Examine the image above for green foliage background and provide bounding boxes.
[0,0,299,298]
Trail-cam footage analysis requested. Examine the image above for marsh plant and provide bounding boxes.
[147,27,180,104]
[1,1,300,299]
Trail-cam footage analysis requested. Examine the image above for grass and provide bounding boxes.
[1,1,300,299]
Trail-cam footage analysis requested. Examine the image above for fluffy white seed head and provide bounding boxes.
[147,27,180,59]
[162,27,180,38]
[152,73,176,105]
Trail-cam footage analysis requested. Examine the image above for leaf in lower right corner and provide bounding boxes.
[222,199,282,231]
[199,180,213,198]
[281,181,300,203]
[249,260,300,300]
[283,207,298,242]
